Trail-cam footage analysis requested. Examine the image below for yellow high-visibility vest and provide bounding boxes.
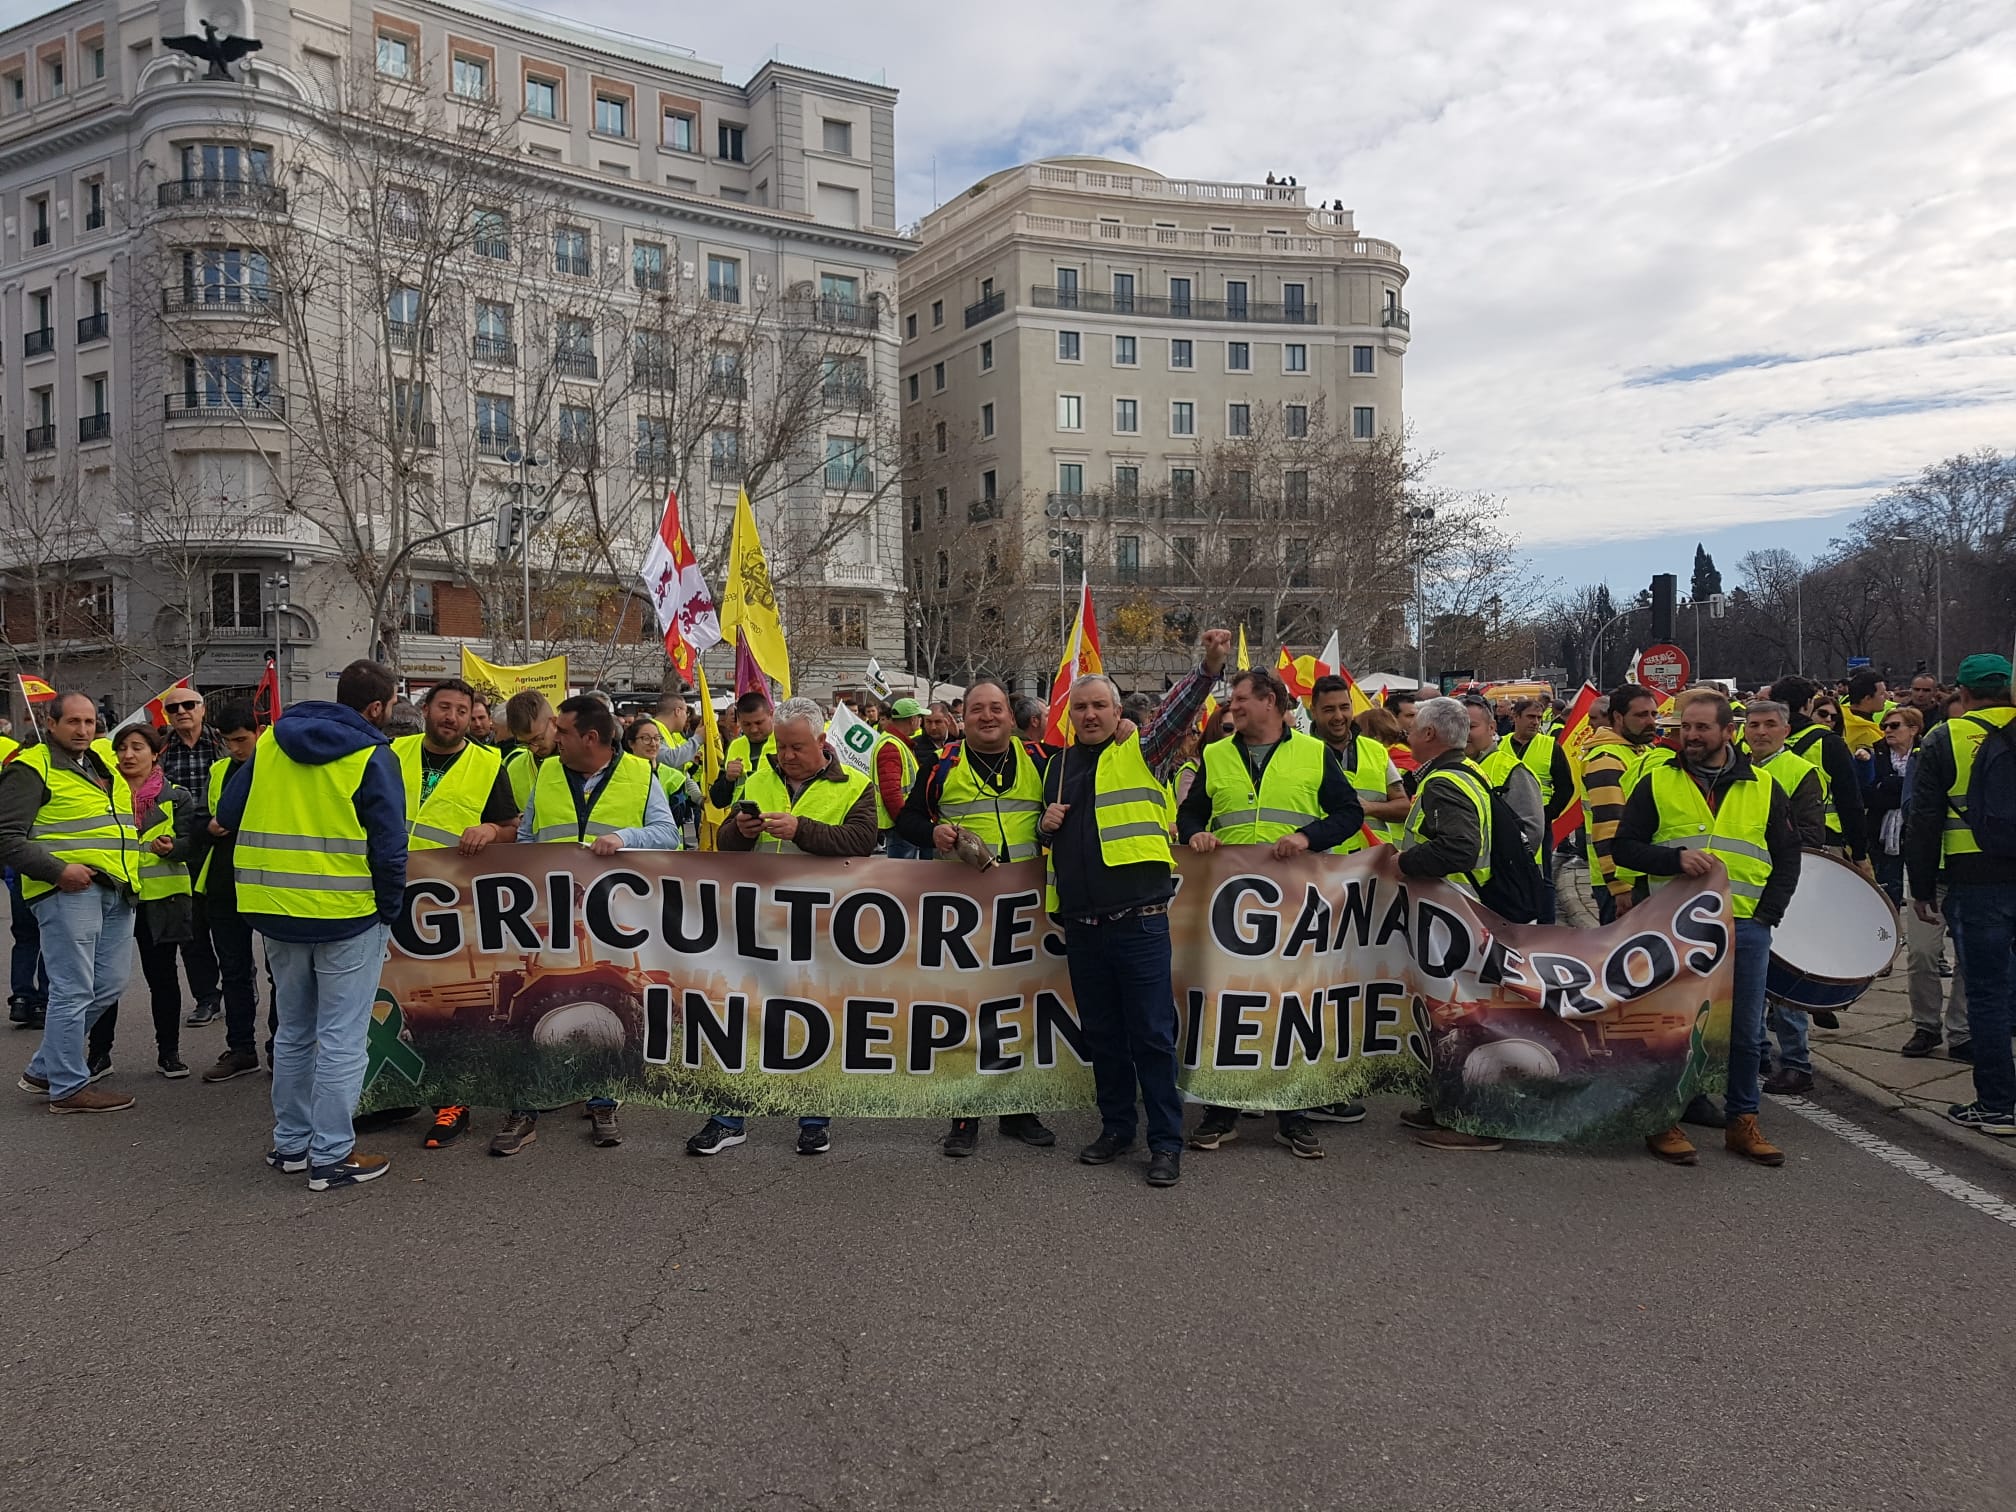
[1787,725,1841,842]
[870,730,918,830]
[234,731,378,920]
[1645,761,1776,918]
[1202,730,1326,844]
[527,752,654,844]
[739,758,871,854]
[1942,707,2016,862]
[136,796,193,902]
[1044,732,1172,910]
[393,735,504,850]
[1401,758,1493,895]
[14,741,139,902]
[1327,736,1393,852]
[934,740,1045,862]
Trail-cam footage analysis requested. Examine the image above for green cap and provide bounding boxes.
[889,697,924,718]
[1956,654,2012,691]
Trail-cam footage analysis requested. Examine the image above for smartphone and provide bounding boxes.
[736,801,761,819]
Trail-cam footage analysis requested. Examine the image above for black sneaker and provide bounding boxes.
[264,1147,309,1174]
[1946,1102,2016,1137]
[796,1125,830,1156]
[998,1112,1056,1147]
[425,1106,470,1148]
[308,1150,391,1191]
[1810,1010,1840,1030]
[1949,1040,1974,1063]
[7,996,35,1026]
[202,1048,262,1083]
[1307,1101,1367,1123]
[1145,1150,1181,1187]
[157,1057,190,1079]
[1899,1029,1942,1058]
[184,1000,222,1028]
[685,1120,746,1156]
[1187,1109,1240,1150]
[1078,1131,1133,1165]
[1274,1116,1325,1159]
[941,1118,979,1158]
[85,1054,112,1084]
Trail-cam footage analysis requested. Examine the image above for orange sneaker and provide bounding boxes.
[424,1105,470,1148]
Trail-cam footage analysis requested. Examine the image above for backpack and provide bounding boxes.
[1440,766,1546,924]
[1956,715,2016,860]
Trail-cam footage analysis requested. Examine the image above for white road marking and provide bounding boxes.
[1773,1094,2016,1230]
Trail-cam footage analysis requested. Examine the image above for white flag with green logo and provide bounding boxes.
[827,701,878,776]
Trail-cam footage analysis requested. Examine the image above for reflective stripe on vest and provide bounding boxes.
[1786,726,1841,838]
[233,731,377,919]
[1646,761,1776,918]
[1044,733,1174,910]
[528,752,653,844]
[871,730,918,830]
[1202,730,1326,844]
[1328,736,1392,853]
[1400,760,1493,895]
[1512,731,1556,805]
[136,798,193,901]
[935,740,1045,862]
[16,742,140,902]
[739,758,871,854]
[1943,707,2016,859]
[196,756,236,892]
[394,735,504,850]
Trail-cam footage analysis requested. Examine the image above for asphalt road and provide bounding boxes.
[4,1016,2014,1512]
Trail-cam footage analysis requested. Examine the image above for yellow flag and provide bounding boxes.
[461,646,567,701]
[695,662,725,851]
[721,489,792,698]
[1236,625,1250,672]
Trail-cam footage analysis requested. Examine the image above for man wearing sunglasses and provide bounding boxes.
[158,691,225,1029]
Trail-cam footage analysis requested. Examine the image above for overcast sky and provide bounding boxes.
[32,0,2005,595]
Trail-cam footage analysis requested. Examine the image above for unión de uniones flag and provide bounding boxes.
[460,647,568,701]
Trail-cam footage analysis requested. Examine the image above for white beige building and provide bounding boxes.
[0,0,911,717]
[898,157,1409,691]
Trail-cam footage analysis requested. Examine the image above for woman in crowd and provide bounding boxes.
[1811,694,1843,735]
[85,725,200,1079]
[1860,705,1921,907]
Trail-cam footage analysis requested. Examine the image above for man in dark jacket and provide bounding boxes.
[215,660,407,1192]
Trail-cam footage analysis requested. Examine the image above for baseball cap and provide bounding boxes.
[1955,654,2012,692]
[889,697,924,718]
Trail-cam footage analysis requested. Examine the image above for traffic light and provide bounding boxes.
[1650,573,1676,641]
[494,498,519,556]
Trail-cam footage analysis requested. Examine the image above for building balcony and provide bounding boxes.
[77,412,111,444]
[76,312,108,343]
[137,511,326,551]
[197,618,271,641]
[822,380,870,411]
[553,252,591,278]
[23,424,55,455]
[31,225,50,247]
[163,285,283,319]
[84,207,104,231]
[555,350,599,380]
[633,358,673,390]
[1031,285,1317,325]
[968,498,1003,522]
[472,334,516,366]
[1382,306,1411,330]
[164,392,287,423]
[705,372,746,399]
[633,266,668,293]
[475,430,517,459]
[787,294,877,329]
[385,213,426,243]
[554,437,599,468]
[633,446,671,474]
[157,177,288,213]
[23,327,53,358]
[388,319,435,354]
[964,290,1005,328]
[473,237,511,260]
[708,459,744,485]
[706,282,741,306]
[395,418,438,450]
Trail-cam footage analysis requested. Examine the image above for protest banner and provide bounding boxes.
[460,647,569,702]
[368,847,1732,1143]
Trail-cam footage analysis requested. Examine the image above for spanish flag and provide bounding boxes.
[18,674,55,704]
[1043,575,1103,746]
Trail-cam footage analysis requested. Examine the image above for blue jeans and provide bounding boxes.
[267,925,390,1167]
[1766,1002,1811,1075]
[1065,912,1186,1153]
[1946,884,2016,1114]
[1727,918,1773,1116]
[882,833,927,859]
[25,886,135,1100]
[8,870,46,1006]
[710,1114,828,1132]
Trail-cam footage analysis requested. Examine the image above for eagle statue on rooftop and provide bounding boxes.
[162,20,263,81]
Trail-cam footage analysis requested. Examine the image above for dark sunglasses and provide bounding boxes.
[1881,721,1906,731]
[163,700,201,713]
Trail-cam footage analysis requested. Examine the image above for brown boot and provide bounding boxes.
[1646,1125,1697,1165]
[50,1086,136,1114]
[1725,1113,1784,1166]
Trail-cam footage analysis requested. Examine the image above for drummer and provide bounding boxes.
[1615,687,1803,1168]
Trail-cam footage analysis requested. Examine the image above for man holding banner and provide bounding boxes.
[1039,630,1230,1186]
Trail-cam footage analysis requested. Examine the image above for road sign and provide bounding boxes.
[1847,657,1871,670]
[1638,642,1691,697]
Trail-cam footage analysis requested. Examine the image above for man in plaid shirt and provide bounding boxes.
[158,689,225,1026]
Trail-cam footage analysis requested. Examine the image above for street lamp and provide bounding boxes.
[1404,504,1436,686]
[265,569,290,689]
[503,445,548,655]
[1887,533,1942,680]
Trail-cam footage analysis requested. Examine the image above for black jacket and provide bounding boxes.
[1612,750,1802,927]
[1905,710,2016,896]
[1789,716,1868,859]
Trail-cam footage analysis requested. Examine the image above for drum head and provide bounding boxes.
[1769,848,1898,983]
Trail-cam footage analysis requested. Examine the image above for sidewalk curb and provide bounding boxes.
[1812,1048,2016,1173]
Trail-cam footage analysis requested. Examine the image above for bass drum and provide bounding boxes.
[1765,848,1899,1012]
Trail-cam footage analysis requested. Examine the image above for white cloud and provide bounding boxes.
[571,0,2016,551]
